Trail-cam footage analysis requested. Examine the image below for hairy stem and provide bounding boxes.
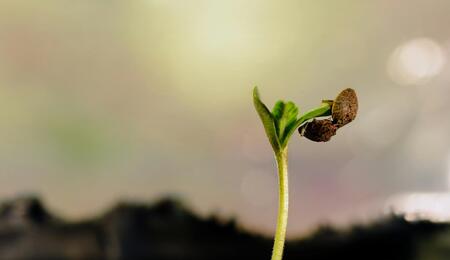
[271,148,289,260]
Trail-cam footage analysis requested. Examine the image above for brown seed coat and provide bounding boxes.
[298,119,337,142]
[332,88,358,127]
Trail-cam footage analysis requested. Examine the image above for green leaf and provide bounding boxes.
[271,101,285,121]
[279,101,298,143]
[271,101,285,138]
[281,102,299,142]
[253,87,280,152]
[283,102,299,130]
[271,100,299,148]
[297,101,332,125]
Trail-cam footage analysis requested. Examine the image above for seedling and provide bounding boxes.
[253,87,358,260]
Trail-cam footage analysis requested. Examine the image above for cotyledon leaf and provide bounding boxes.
[278,101,298,145]
[271,100,285,138]
[253,87,281,152]
[271,101,299,144]
[271,101,285,122]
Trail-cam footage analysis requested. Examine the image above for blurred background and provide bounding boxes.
[0,0,449,239]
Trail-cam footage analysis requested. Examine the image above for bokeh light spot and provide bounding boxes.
[386,193,450,222]
[387,38,446,85]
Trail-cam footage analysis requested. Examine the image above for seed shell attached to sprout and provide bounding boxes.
[298,119,337,142]
[331,88,358,127]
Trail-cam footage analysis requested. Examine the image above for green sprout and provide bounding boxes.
[252,87,358,260]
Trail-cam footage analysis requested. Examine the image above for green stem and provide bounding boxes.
[271,148,289,260]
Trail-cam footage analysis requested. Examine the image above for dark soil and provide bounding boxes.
[0,196,449,259]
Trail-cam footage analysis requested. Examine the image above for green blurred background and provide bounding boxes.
[0,0,449,237]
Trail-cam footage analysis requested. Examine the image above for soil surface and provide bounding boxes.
[0,196,449,259]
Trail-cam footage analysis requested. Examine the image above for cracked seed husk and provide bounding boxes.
[298,119,337,142]
[332,88,358,127]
